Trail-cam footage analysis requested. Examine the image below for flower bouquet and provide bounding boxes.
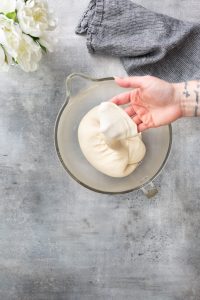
[0,0,57,72]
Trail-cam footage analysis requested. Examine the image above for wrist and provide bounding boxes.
[172,83,184,118]
[173,81,200,117]
[172,82,193,117]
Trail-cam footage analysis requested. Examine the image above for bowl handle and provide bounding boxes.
[65,73,114,104]
[140,181,158,198]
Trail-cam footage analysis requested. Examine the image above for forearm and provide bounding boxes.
[173,80,200,117]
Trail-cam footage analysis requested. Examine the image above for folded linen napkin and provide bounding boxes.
[76,0,200,82]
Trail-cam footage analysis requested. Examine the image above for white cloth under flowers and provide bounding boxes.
[0,0,56,72]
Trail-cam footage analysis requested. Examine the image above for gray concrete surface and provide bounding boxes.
[0,0,200,299]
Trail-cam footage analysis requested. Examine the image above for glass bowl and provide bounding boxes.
[55,73,172,197]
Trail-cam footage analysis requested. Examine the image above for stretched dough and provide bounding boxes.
[78,102,146,177]
[99,101,138,140]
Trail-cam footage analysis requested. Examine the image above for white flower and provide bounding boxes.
[0,46,11,71]
[17,34,42,72]
[17,0,57,37]
[39,31,57,52]
[0,0,16,14]
[0,15,21,59]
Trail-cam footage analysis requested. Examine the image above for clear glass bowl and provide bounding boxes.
[55,73,172,197]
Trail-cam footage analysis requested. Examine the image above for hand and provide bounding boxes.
[111,75,182,132]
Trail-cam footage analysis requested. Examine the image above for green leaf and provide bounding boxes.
[12,57,18,64]
[27,35,47,53]
[31,36,39,42]
[5,55,8,64]
[6,11,17,21]
[40,44,47,53]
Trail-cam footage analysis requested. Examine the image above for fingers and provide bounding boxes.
[124,106,135,116]
[132,115,142,125]
[138,123,149,132]
[132,105,147,118]
[112,88,139,106]
[114,76,146,89]
[132,105,151,131]
[111,91,131,105]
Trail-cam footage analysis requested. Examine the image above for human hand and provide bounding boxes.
[111,75,182,132]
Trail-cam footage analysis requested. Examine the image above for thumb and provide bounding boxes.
[114,76,146,89]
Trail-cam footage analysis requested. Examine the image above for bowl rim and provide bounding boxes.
[54,73,172,195]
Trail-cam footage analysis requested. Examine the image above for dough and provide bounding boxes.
[78,102,146,177]
[99,101,138,141]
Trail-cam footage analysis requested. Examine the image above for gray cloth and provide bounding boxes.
[76,0,200,82]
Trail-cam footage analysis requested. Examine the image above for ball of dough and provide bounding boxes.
[78,103,146,178]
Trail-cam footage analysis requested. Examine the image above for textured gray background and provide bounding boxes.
[0,0,200,299]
